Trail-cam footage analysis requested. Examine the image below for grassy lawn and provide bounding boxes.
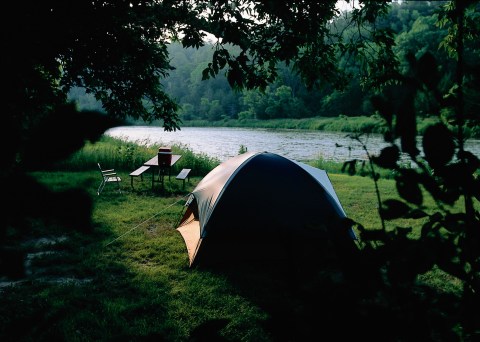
[0,165,465,341]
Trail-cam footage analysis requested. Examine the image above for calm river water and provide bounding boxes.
[106,126,480,163]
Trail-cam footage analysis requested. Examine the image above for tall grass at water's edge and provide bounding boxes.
[56,135,221,177]
[178,115,480,138]
[180,116,389,132]
[0,136,466,341]
[59,135,396,180]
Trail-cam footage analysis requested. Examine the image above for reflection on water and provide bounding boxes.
[106,126,480,163]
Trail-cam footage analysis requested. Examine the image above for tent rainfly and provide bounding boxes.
[176,151,357,267]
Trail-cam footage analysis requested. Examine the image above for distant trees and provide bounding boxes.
[164,42,365,120]
[65,1,459,123]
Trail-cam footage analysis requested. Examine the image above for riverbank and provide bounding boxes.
[180,116,388,133]
[106,126,394,164]
[150,115,477,139]
[179,116,442,135]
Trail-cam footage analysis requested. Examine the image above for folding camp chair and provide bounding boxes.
[97,163,122,195]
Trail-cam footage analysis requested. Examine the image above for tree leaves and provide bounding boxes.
[396,86,418,156]
[395,169,423,205]
[372,145,400,169]
[379,198,427,221]
[416,51,440,91]
[370,93,394,133]
[22,103,124,170]
[380,199,411,220]
[422,123,456,170]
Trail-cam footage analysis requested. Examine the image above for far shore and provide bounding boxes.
[129,115,480,138]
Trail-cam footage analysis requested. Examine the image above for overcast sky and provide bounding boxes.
[336,0,357,12]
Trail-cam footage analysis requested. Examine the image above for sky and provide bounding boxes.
[336,0,363,12]
[336,0,404,12]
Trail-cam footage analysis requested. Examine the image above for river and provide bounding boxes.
[106,126,480,163]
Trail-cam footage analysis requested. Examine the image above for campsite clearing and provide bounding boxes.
[0,169,464,341]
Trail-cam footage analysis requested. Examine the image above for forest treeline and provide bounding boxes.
[69,1,474,129]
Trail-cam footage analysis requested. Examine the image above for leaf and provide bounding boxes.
[341,159,358,175]
[419,173,451,204]
[226,66,243,89]
[436,239,467,279]
[218,56,227,69]
[383,131,395,143]
[396,87,418,156]
[202,67,210,80]
[380,199,411,220]
[421,214,442,239]
[359,229,387,242]
[385,239,433,284]
[422,123,455,169]
[22,104,123,170]
[405,51,416,69]
[404,209,428,219]
[395,169,423,205]
[475,177,480,201]
[416,52,440,91]
[443,213,467,233]
[372,145,400,169]
[370,94,393,126]
[433,163,463,203]
[458,150,480,174]
[394,226,413,238]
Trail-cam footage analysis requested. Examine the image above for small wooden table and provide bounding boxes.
[143,154,181,190]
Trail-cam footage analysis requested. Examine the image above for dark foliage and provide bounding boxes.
[341,2,480,339]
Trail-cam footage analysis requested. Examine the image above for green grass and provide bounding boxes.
[0,137,468,340]
[1,169,271,340]
[1,170,464,340]
[56,136,220,176]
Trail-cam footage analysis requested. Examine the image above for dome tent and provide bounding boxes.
[176,151,356,267]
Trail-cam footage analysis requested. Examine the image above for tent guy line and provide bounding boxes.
[104,195,190,247]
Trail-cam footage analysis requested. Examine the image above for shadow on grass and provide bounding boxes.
[195,244,462,341]
[0,172,464,341]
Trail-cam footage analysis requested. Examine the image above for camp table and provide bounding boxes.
[143,154,182,190]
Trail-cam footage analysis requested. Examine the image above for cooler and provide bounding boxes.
[158,147,172,167]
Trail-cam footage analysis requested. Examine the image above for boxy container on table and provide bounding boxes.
[158,147,172,167]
